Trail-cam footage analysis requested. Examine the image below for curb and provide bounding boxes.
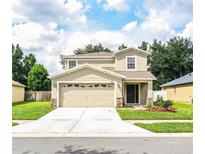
[12,133,193,138]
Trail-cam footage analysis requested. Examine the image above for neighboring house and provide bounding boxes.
[49,47,156,107]
[12,80,26,103]
[160,73,193,103]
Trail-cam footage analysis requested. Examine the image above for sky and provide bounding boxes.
[12,0,193,74]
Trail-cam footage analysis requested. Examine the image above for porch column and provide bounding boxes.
[147,81,153,105]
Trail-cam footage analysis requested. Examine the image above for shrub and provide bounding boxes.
[153,96,163,106]
[153,96,173,111]
[161,100,173,110]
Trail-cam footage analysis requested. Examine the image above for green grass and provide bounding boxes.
[12,101,53,120]
[135,122,193,133]
[117,102,193,120]
[12,122,18,126]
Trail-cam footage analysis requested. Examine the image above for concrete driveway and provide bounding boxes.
[13,107,151,136]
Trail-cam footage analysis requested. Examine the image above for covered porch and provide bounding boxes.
[122,80,153,106]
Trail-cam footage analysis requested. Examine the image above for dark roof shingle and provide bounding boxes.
[103,67,156,80]
[160,72,193,87]
[12,80,26,87]
[62,52,114,58]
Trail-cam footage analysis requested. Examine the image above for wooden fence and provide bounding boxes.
[25,91,51,101]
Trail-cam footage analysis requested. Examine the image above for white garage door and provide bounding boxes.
[59,83,115,107]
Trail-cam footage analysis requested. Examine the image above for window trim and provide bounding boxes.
[68,60,78,69]
[126,56,137,71]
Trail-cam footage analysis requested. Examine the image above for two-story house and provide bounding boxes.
[49,47,156,108]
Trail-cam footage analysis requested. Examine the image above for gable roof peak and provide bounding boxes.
[49,63,126,79]
[115,47,149,55]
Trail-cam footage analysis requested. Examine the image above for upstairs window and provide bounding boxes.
[69,61,77,69]
[127,57,135,69]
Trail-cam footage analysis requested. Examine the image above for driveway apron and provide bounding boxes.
[13,107,151,135]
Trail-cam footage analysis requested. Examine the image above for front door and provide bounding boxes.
[126,84,139,103]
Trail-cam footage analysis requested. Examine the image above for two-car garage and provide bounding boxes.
[50,64,125,108]
[59,82,115,107]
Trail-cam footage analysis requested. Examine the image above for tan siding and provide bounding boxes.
[115,50,147,71]
[165,83,193,103]
[12,86,25,102]
[77,60,114,68]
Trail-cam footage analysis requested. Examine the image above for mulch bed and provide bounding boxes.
[146,106,177,113]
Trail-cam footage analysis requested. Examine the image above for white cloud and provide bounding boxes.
[178,21,193,39]
[142,0,192,29]
[12,22,64,73]
[64,0,83,14]
[142,9,175,36]
[103,0,129,12]
[12,0,88,27]
[96,0,102,4]
[122,21,138,32]
[12,22,136,73]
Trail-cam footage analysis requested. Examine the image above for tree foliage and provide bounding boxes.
[138,41,151,65]
[27,64,51,91]
[149,37,193,90]
[138,41,149,51]
[23,54,37,83]
[12,44,25,84]
[74,43,113,55]
[12,44,50,91]
[118,44,127,50]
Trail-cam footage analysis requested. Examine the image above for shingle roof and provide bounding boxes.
[160,72,193,87]
[12,80,26,87]
[103,67,156,80]
[61,47,149,59]
[76,52,114,56]
[62,52,114,58]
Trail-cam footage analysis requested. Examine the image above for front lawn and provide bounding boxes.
[12,101,53,120]
[117,102,192,120]
[135,122,193,133]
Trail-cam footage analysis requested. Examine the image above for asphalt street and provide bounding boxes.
[13,137,192,154]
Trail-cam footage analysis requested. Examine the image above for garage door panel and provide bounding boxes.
[60,83,114,107]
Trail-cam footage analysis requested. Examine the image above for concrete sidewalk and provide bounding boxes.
[13,132,193,137]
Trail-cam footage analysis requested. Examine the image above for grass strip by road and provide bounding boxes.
[117,102,192,120]
[135,122,193,133]
[12,101,53,120]
[12,122,18,126]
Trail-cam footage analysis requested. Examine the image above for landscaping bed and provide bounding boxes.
[12,101,53,120]
[117,102,193,120]
[135,122,193,133]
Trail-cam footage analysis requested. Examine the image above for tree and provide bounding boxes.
[118,44,127,50]
[138,41,151,65]
[23,53,37,79]
[12,44,25,84]
[74,43,113,55]
[138,41,149,51]
[149,37,193,90]
[27,64,51,91]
